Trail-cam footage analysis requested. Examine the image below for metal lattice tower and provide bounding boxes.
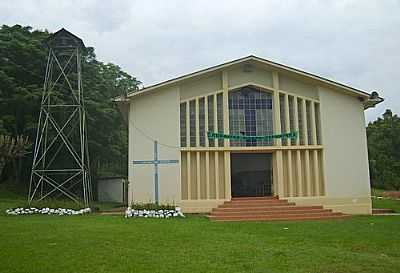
[28,28,92,207]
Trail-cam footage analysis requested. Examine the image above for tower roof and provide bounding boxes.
[44,28,85,49]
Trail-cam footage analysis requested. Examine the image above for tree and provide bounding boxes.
[367,109,400,190]
[81,50,139,177]
[0,135,30,178]
[0,24,140,189]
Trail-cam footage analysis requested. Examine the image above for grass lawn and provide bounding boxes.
[373,198,400,213]
[1,195,400,273]
[371,188,400,212]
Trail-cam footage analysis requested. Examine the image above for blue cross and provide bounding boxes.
[132,141,179,204]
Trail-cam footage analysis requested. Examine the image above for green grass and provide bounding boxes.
[0,183,123,212]
[373,198,400,212]
[371,188,400,212]
[371,188,386,196]
[1,195,400,273]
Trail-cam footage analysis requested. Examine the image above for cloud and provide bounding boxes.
[1,0,399,121]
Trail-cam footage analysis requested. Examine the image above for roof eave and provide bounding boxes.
[125,55,256,99]
[120,55,376,102]
[364,97,384,110]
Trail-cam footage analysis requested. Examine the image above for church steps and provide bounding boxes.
[209,211,344,220]
[213,205,324,212]
[227,199,291,204]
[209,197,349,222]
[231,196,279,201]
[219,201,296,208]
[209,214,352,222]
[210,208,332,216]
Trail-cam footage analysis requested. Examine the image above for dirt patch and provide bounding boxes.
[99,206,126,212]
[372,208,395,214]
[382,191,400,199]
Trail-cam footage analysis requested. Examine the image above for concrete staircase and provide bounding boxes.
[208,196,350,222]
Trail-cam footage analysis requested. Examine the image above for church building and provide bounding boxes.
[115,56,383,214]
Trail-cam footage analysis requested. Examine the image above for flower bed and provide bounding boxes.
[125,206,184,218]
[5,207,91,216]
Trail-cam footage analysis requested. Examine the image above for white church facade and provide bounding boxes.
[116,56,382,214]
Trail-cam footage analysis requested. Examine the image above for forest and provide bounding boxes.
[0,24,140,190]
[0,24,399,194]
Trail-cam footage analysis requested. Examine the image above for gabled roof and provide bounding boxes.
[115,55,383,108]
[44,28,85,49]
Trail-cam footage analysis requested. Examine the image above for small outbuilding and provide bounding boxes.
[97,176,128,204]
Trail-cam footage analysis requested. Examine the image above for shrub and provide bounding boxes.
[129,202,176,210]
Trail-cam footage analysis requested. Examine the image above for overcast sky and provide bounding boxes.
[1,0,399,122]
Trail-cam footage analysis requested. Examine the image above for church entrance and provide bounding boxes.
[230,153,273,197]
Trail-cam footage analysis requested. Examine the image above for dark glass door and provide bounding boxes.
[230,153,272,197]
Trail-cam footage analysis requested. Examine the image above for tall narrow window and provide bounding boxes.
[315,103,322,145]
[199,98,205,147]
[189,100,196,147]
[229,86,273,147]
[180,102,187,147]
[298,98,304,145]
[288,96,295,145]
[279,94,286,145]
[306,100,312,145]
[217,93,224,147]
[207,95,215,147]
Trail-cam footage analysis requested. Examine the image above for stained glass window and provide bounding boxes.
[217,93,224,147]
[199,98,205,147]
[315,103,322,145]
[228,86,273,146]
[207,95,215,147]
[306,100,312,145]
[298,98,304,145]
[189,100,196,147]
[180,102,187,147]
[288,96,295,145]
[279,94,287,145]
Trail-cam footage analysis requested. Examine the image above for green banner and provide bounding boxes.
[207,131,298,141]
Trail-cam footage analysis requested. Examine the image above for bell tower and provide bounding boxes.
[28,29,92,207]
